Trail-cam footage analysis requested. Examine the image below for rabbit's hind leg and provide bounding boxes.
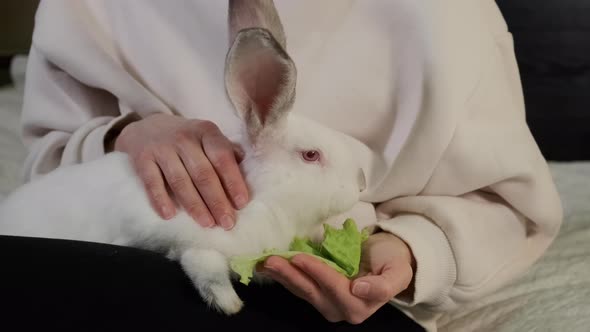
[180,248,244,315]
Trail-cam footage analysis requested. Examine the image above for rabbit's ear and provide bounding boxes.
[225,0,296,142]
[228,0,286,49]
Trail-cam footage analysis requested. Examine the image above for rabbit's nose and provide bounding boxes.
[357,168,366,192]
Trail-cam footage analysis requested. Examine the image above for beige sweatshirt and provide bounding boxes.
[19,1,563,330]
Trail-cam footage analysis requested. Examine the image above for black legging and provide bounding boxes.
[0,235,425,332]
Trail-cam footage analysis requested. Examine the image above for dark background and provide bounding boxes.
[496,0,590,161]
[1,0,588,161]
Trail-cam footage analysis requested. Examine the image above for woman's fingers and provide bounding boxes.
[114,115,250,229]
[290,254,377,325]
[351,260,411,302]
[176,135,236,230]
[134,157,176,220]
[262,256,343,322]
[290,254,354,304]
[199,121,249,210]
[264,256,323,304]
[155,148,214,228]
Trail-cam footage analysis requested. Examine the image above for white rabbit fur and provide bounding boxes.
[0,0,366,315]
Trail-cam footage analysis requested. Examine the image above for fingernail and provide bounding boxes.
[195,214,214,228]
[291,256,302,266]
[220,214,234,230]
[161,205,174,220]
[291,254,306,267]
[264,263,278,272]
[352,281,370,298]
[234,195,247,209]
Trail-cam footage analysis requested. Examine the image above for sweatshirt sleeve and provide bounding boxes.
[20,46,140,181]
[18,0,172,182]
[370,8,563,312]
[376,184,561,312]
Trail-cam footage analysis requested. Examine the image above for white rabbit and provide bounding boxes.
[0,0,367,315]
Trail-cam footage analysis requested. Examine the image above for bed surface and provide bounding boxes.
[1,57,589,332]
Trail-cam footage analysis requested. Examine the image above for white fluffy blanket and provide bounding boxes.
[1,57,588,331]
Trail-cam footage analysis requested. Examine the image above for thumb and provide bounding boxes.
[351,263,411,302]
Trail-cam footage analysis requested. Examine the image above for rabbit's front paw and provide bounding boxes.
[208,284,244,315]
[180,248,244,315]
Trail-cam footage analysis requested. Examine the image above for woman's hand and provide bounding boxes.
[113,113,249,229]
[261,232,415,324]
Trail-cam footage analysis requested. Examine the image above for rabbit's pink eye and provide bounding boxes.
[302,150,320,162]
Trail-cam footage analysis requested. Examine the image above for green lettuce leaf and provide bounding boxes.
[320,219,369,276]
[229,218,369,285]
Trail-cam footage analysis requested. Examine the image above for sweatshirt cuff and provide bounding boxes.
[376,214,456,308]
[84,112,141,160]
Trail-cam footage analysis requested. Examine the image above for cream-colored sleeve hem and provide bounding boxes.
[23,112,140,182]
[62,112,141,164]
[376,214,457,309]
